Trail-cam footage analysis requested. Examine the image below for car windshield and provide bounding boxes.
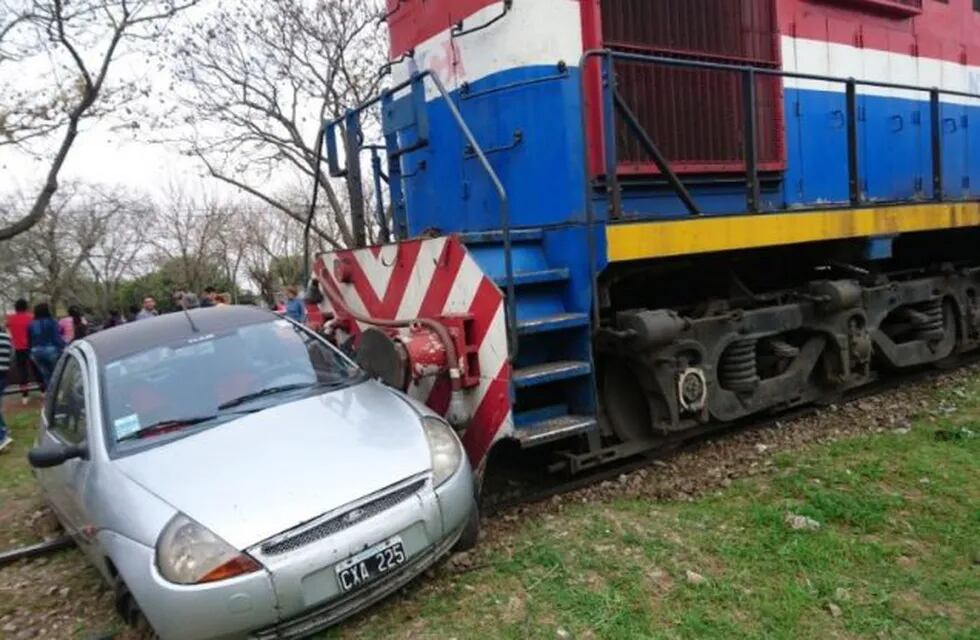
[102,318,362,449]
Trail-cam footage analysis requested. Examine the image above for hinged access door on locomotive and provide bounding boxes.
[585,0,786,177]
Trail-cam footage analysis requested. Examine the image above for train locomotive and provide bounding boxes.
[311,0,980,477]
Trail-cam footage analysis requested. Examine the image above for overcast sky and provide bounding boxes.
[0,2,244,204]
[0,0,375,211]
[1,128,204,199]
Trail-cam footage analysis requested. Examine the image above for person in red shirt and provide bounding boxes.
[7,299,34,404]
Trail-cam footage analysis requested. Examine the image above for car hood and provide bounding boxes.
[114,381,432,550]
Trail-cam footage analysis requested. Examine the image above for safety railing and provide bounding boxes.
[308,71,519,357]
[581,49,980,220]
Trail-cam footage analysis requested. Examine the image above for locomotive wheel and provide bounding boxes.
[601,360,654,444]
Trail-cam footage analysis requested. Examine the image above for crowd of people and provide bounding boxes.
[0,284,314,452]
[0,299,81,452]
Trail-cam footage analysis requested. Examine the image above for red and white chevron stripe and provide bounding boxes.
[313,237,513,471]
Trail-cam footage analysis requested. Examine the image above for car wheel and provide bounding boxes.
[452,507,480,552]
[113,574,153,636]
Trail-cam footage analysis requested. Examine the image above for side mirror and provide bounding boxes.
[28,442,86,469]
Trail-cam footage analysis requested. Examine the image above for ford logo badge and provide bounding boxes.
[344,508,366,524]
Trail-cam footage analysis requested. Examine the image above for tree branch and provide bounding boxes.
[197,153,342,249]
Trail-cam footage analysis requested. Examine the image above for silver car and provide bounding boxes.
[28,306,478,640]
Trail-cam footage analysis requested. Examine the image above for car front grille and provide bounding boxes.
[260,479,426,556]
[251,526,462,640]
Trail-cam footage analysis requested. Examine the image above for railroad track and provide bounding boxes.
[482,353,980,516]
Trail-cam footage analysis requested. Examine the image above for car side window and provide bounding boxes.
[48,356,88,446]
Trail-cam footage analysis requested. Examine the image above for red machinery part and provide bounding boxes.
[312,237,512,469]
[334,256,356,284]
[354,327,446,393]
[314,256,472,427]
[352,320,479,393]
[402,326,450,383]
[305,302,326,332]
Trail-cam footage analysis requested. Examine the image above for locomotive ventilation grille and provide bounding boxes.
[260,479,426,556]
[601,0,784,173]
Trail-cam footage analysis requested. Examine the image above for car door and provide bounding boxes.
[35,353,95,548]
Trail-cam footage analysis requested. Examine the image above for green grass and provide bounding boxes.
[328,381,980,640]
[0,406,39,488]
[0,405,44,547]
[0,402,127,639]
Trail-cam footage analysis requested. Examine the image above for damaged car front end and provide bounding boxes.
[29,307,478,640]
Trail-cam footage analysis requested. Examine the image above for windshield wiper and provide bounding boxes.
[116,409,259,442]
[117,416,221,443]
[117,408,263,443]
[217,383,319,410]
[217,379,356,411]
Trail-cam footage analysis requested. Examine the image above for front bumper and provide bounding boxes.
[251,521,465,639]
[99,530,280,640]
[104,460,475,640]
[250,462,476,638]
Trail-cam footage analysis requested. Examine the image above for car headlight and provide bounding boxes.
[156,514,262,585]
[422,416,463,487]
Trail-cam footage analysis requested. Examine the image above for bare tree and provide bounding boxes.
[210,206,252,304]
[0,0,199,241]
[172,0,387,249]
[151,186,234,296]
[84,197,155,315]
[1,183,131,310]
[239,206,306,305]
[0,192,36,307]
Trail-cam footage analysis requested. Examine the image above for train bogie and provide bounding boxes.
[597,265,975,446]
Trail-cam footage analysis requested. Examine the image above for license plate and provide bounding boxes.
[336,538,407,593]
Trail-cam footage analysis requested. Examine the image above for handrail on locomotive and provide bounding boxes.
[581,48,980,222]
[311,70,519,358]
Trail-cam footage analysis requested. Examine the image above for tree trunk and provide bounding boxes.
[0,114,82,241]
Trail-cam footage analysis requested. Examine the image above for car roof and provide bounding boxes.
[82,306,279,362]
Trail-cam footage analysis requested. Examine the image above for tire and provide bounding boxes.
[112,575,154,637]
[452,507,480,552]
